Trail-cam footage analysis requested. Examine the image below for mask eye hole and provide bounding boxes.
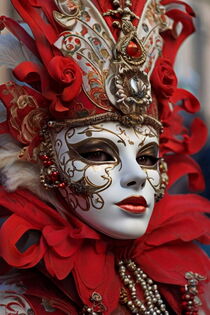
[136,155,159,167]
[70,138,119,164]
[80,150,115,162]
[137,143,159,167]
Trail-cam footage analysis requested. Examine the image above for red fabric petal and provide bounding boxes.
[44,251,74,280]
[73,241,120,312]
[171,88,200,113]
[166,154,205,191]
[130,193,210,286]
[44,93,69,113]
[0,214,45,268]
[13,61,49,92]
[42,225,83,257]
[160,117,207,156]
[147,213,210,246]
[161,0,195,17]
[151,57,178,99]
[47,56,83,101]
[186,118,208,154]
[161,1,195,65]
[0,188,101,280]
[74,241,108,290]
[134,242,210,285]
[0,189,102,240]
[48,56,78,85]
[11,0,61,66]
[149,194,210,229]
[0,15,39,57]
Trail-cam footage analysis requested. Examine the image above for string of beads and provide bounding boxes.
[118,260,169,315]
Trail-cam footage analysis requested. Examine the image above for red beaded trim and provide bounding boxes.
[39,127,67,190]
[39,127,91,194]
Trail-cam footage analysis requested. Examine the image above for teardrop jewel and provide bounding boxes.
[126,39,142,58]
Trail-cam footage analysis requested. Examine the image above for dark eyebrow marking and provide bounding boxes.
[138,142,159,154]
[69,138,119,155]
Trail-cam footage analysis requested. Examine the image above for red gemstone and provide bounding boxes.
[182,294,192,301]
[52,171,59,176]
[93,305,103,312]
[50,171,59,181]
[43,160,53,166]
[75,38,81,45]
[181,301,188,309]
[126,40,142,58]
[58,182,66,189]
[39,154,49,161]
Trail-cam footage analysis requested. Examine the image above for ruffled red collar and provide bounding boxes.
[0,187,210,313]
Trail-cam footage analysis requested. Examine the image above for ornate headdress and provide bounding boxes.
[0,0,207,194]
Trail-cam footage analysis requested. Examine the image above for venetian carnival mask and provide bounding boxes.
[49,122,161,239]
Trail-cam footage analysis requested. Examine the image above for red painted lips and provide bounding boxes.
[116,196,148,214]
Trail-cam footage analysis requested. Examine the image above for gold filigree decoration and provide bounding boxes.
[54,0,114,111]
[104,0,152,114]
[47,112,162,133]
[4,83,47,144]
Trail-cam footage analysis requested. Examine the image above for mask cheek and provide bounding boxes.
[85,164,113,191]
[58,156,87,182]
[145,169,161,191]
[60,186,90,212]
[59,164,115,212]
[70,160,87,182]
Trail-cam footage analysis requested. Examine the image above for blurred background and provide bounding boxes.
[0,1,210,253]
[174,0,210,203]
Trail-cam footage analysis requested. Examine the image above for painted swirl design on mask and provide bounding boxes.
[52,125,125,211]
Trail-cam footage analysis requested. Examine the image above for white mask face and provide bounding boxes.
[50,122,161,239]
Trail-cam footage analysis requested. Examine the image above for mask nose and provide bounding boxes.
[120,161,147,190]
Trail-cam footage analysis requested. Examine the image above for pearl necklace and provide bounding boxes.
[118,260,169,315]
[82,260,205,314]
